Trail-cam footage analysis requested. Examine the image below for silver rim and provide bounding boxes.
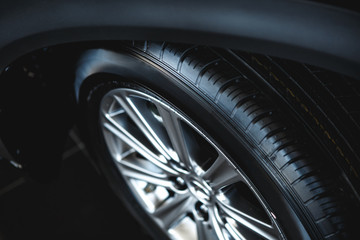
[99,87,284,240]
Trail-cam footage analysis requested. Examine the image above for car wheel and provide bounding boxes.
[78,42,359,240]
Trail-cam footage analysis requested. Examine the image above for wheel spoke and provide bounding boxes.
[194,217,211,240]
[203,155,243,191]
[209,207,227,240]
[114,94,173,160]
[118,159,175,190]
[224,223,246,240]
[153,192,194,229]
[217,200,277,240]
[154,103,195,172]
[103,114,177,175]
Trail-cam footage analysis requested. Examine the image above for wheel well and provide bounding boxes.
[0,44,80,180]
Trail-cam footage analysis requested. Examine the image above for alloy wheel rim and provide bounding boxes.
[99,87,284,240]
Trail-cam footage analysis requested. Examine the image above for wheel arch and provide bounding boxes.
[0,0,360,79]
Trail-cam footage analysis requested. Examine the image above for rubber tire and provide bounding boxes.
[79,41,359,240]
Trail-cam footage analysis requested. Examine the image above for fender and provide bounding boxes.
[0,0,360,79]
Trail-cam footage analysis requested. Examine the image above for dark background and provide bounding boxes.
[0,127,152,240]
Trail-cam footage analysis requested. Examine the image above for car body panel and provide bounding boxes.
[0,0,360,79]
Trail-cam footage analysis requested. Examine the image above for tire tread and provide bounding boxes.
[130,41,354,239]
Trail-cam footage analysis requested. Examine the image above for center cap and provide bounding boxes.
[186,177,212,205]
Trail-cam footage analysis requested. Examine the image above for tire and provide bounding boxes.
[78,41,359,240]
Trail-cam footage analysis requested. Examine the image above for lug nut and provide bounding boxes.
[195,202,209,221]
[173,177,187,190]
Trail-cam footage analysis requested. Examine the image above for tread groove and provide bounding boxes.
[214,77,244,103]
[195,58,221,86]
[176,46,198,72]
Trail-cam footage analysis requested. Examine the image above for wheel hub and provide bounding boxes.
[186,176,212,205]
